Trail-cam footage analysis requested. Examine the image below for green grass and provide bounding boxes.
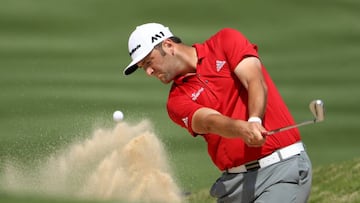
[310,159,360,203]
[1,0,360,202]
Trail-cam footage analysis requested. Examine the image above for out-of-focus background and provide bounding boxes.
[1,0,359,202]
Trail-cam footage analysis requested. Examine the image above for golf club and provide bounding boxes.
[263,99,325,136]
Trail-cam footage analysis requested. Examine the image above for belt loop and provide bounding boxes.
[276,150,283,161]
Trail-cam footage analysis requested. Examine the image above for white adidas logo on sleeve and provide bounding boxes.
[216,60,226,72]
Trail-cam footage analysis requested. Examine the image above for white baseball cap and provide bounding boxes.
[123,23,174,75]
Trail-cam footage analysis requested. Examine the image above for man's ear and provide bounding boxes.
[162,38,173,48]
[162,39,175,55]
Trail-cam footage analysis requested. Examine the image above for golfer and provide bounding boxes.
[122,23,312,203]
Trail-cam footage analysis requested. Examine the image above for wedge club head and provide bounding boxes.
[309,99,325,122]
[264,99,325,136]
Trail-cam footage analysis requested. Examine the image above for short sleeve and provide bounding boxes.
[218,28,259,70]
[167,86,203,136]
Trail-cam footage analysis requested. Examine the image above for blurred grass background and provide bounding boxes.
[0,0,359,202]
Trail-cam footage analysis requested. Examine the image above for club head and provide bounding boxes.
[309,99,325,122]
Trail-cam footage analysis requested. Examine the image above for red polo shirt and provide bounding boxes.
[167,28,301,171]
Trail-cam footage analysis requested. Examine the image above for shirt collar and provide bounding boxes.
[193,43,207,63]
[174,73,197,84]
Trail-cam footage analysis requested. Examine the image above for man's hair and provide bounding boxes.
[154,36,182,56]
[169,36,182,43]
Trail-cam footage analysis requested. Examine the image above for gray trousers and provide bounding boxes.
[210,151,312,203]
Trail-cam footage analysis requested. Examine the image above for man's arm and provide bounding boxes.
[234,57,268,120]
[192,107,265,147]
[190,57,267,147]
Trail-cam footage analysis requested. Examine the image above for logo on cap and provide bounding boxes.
[151,31,165,43]
[129,44,141,56]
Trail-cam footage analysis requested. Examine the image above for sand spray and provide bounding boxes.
[0,120,183,202]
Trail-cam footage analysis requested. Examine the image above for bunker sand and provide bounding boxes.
[1,120,182,203]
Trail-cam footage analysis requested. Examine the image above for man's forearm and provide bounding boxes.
[247,79,267,119]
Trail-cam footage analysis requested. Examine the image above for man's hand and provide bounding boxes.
[242,122,266,147]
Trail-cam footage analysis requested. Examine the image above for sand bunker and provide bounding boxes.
[0,120,182,203]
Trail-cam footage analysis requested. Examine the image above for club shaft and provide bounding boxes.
[264,120,316,136]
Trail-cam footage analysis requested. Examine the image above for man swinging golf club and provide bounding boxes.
[122,23,312,203]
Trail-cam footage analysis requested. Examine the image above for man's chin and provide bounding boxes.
[160,79,172,84]
[158,75,173,84]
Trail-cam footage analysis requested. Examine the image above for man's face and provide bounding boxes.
[137,42,178,84]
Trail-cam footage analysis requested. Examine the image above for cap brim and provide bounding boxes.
[123,64,138,75]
